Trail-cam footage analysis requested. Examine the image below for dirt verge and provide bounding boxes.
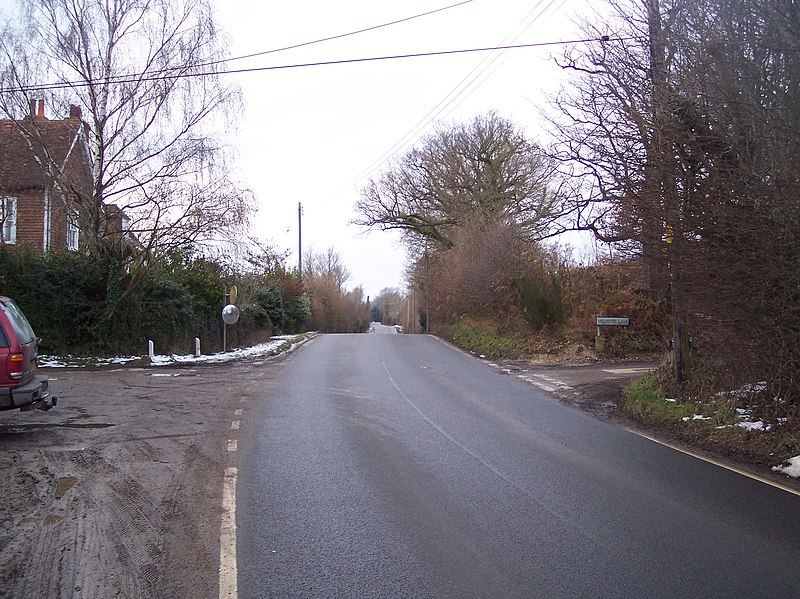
[0,351,290,599]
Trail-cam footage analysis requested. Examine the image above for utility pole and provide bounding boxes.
[424,248,430,334]
[648,0,689,384]
[297,202,302,276]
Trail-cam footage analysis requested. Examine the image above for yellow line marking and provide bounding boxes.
[625,427,800,497]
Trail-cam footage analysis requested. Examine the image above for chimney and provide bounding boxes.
[69,104,82,119]
[30,99,37,117]
[37,99,45,117]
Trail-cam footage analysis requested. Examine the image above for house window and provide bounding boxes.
[1,196,17,244]
[67,210,79,251]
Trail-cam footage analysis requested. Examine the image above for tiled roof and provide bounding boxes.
[0,113,89,191]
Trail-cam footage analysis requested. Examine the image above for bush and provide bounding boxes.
[0,246,294,355]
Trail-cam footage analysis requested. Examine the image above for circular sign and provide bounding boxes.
[221,304,240,325]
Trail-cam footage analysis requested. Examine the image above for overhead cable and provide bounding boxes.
[2,37,624,94]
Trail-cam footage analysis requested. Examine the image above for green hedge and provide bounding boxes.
[0,247,309,356]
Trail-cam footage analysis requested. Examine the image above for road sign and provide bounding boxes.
[222,304,240,325]
[596,317,630,326]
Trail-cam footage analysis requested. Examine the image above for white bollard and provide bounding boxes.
[195,337,201,357]
[148,339,155,362]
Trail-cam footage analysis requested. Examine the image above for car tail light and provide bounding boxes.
[7,353,24,380]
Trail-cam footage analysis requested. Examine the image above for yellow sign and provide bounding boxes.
[229,285,238,305]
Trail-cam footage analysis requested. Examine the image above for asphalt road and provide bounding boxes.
[237,333,800,598]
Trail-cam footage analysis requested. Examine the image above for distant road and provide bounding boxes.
[237,333,800,598]
[369,321,399,334]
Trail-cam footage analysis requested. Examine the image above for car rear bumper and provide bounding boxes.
[0,376,56,411]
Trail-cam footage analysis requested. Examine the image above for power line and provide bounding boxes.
[3,37,622,95]
[221,0,476,66]
[0,0,475,95]
[347,0,570,189]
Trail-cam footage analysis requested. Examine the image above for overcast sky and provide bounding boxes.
[213,0,596,299]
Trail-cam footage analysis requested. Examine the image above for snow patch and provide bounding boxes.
[40,335,305,368]
[772,455,800,478]
[149,336,298,366]
[738,420,766,432]
[682,415,711,422]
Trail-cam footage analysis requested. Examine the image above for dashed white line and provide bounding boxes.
[227,439,238,452]
[231,420,241,430]
[219,466,238,599]
[234,409,243,416]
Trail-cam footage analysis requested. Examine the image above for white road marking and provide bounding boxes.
[231,421,241,430]
[234,409,243,416]
[227,439,238,452]
[602,367,650,375]
[219,466,238,599]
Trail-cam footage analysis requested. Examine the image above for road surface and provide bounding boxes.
[237,333,800,598]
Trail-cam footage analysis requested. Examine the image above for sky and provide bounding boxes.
[211,0,598,299]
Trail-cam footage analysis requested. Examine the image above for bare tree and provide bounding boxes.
[0,0,253,307]
[551,0,800,402]
[303,246,351,292]
[355,112,568,253]
[300,246,366,332]
[373,287,404,325]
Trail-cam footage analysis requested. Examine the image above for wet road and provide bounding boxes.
[237,333,800,598]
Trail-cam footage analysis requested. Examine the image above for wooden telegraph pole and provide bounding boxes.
[648,0,689,383]
[298,202,302,276]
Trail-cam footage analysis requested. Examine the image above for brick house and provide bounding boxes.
[0,100,94,251]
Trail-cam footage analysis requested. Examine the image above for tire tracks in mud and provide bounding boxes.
[0,362,255,599]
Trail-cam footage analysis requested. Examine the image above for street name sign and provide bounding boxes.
[596,317,630,326]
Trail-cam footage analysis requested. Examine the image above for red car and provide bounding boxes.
[0,296,55,412]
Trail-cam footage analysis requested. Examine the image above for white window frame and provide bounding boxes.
[1,196,17,244]
[67,209,79,251]
[43,190,52,251]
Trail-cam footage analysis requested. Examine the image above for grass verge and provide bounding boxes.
[621,374,800,472]
[443,324,526,359]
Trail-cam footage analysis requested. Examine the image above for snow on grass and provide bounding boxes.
[772,456,800,479]
[39,354,141,368]
[738,420,767,432]
[40,334,308,368]
[149,336,297,366]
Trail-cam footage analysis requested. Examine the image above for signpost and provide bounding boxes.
[222,285,240,352]
[595,316,630,351]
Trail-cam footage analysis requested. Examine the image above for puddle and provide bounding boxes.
[44,514,64,526]
[55,476,77,499]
